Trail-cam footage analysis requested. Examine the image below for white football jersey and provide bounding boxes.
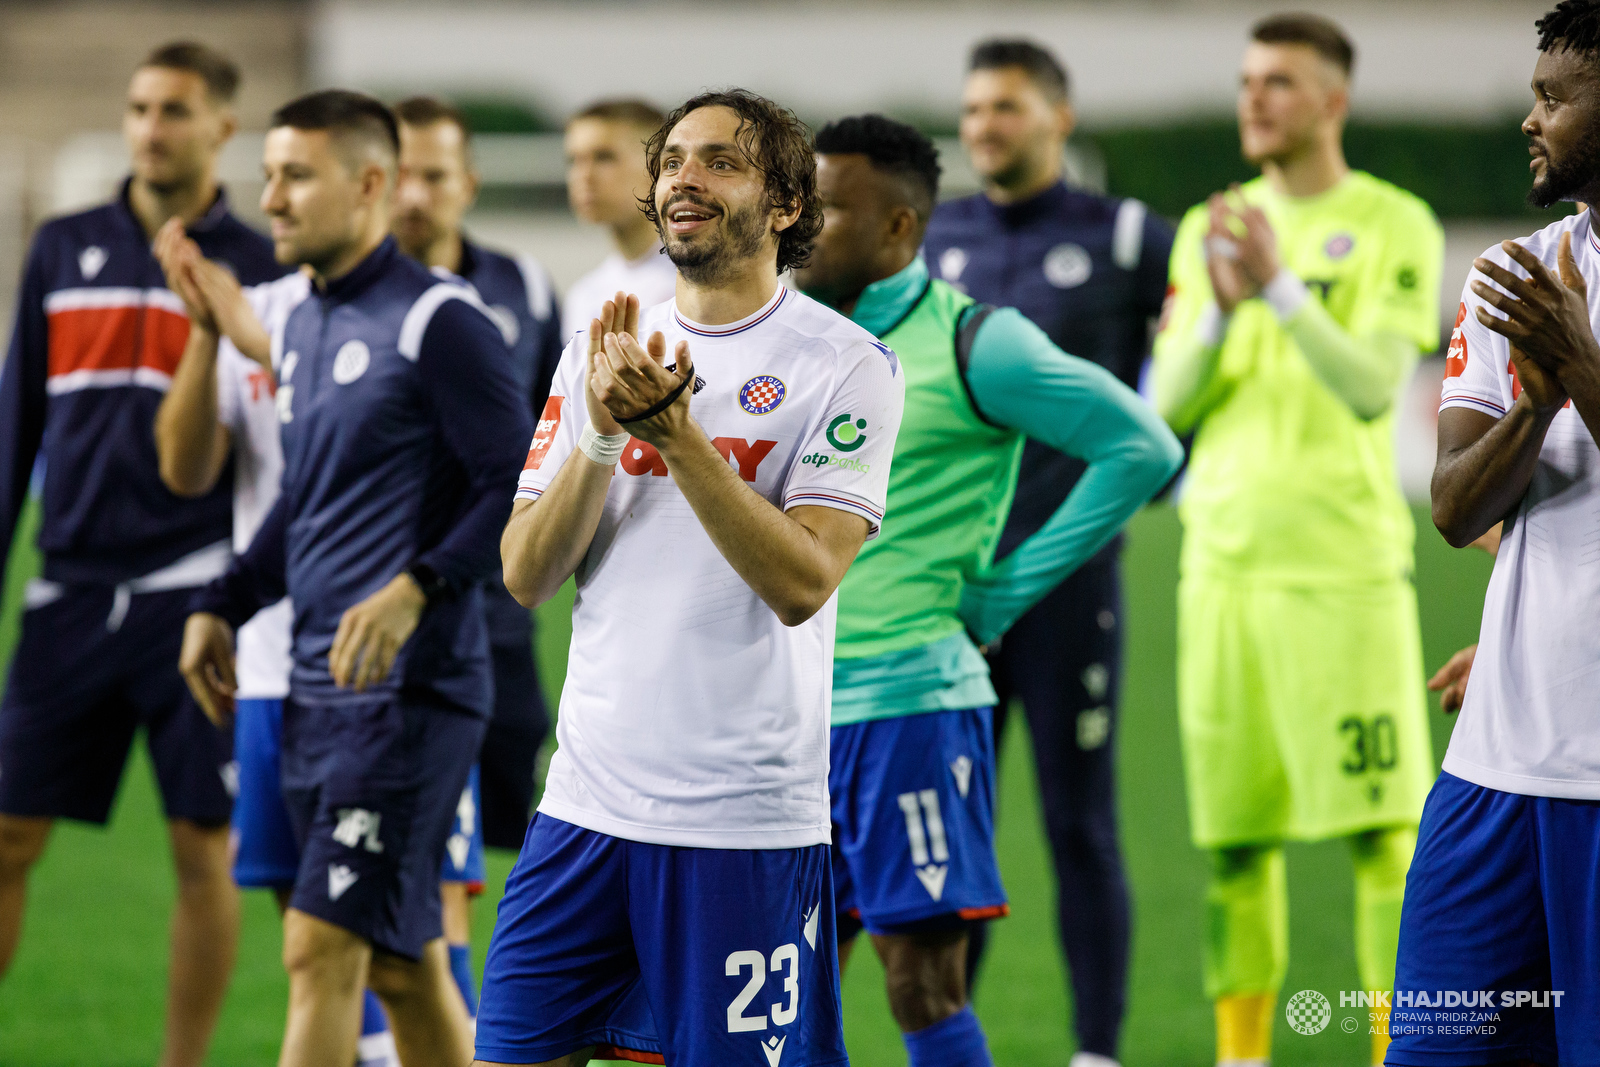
[216,271,310,699]
[1439,209,1600,798]
[561,244,678,341]
[519,286,905,848]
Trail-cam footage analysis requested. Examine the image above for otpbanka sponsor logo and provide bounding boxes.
[800,451,870,473]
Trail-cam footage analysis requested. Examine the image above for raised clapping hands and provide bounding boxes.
[152,218,271,367]
[1470,232,1595,414]
[1204,186,1282,315]
[587,289,697,445]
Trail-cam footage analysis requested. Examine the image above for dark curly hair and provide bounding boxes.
[640,88,822,274]
[814,114,942,220]
[1539,0,1600,58]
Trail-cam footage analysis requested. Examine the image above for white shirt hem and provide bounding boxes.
[537,796,831,850]
[1442,751,1600,800]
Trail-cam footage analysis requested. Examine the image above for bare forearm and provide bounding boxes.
[155,325,230,496]
[1432,397,1557,547]
[658,428,846,626]
[500,452,613,607]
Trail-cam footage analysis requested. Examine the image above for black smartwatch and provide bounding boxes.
[406,562,449,604]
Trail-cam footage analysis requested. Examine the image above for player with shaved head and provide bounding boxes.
[1395,2,1600,1061]
[797,113,1181,1067]
[181,89,531,1067]
[478,89,904,1067]
[392,93,565,1026]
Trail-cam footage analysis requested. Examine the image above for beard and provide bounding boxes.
[661,197,767,286]
[393,211,443,258]
[1529,128,1600,208]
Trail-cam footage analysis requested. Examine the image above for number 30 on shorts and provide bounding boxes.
[726,944,800,1032]
[1339,714,1398,775]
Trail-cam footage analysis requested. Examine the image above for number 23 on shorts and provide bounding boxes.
[727,943,800,1032]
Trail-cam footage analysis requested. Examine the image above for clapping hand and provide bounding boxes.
[1471,232,1594,412]
[588,290,696,445]
[1204,187,1281,315]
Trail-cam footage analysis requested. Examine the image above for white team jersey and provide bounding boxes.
[560,244,678,341]
[216,271,310,699]
[1439,209,1600,798]
[519,286,905,848]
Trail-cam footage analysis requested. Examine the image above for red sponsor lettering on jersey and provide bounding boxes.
[525,396,563,471]
[247,367,275,401]
[619,436,668,476]
[712,437,777,481]
[619,436,778,480]
[1445,302,1468,378]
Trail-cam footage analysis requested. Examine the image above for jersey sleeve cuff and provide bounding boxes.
[515,471,550,502]
[782,488,885,540]
[1439,394,1507,417]
[1262,269,1311,321]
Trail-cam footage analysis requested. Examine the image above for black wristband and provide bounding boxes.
[406,562,449,604]
[616,372,694,424]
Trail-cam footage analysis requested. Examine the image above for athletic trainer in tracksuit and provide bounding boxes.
[923,182,1174,1056]
[195,236,530,956]
[453,237,563,849]
[0,182,282,826]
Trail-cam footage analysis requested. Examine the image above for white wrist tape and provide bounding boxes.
[577,423,630,466]
[1197,302,1230,348]
[1262,269,1311,322]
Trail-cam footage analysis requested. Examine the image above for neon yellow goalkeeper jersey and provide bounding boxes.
[1154,171,1443,584]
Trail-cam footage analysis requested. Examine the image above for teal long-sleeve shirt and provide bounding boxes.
[826,257,1183,724]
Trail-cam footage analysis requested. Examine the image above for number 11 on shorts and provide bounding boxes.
[898,789,949,866]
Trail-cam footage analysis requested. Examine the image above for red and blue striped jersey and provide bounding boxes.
[0,182,285,584]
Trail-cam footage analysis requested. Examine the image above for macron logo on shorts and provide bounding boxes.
[332,808,384,853]
[328,864,358,900]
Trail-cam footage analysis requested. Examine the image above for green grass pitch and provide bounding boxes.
[0,503,1492,1065]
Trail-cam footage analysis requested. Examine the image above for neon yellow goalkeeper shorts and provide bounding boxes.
[1177,575,1434,849]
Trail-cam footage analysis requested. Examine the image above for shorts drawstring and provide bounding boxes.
[106,584,131,632]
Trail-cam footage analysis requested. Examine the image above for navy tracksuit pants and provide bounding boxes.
[968,553,1131,1059]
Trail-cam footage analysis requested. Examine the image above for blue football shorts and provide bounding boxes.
[232,697,300,887]
[830,706,1008,936]
[476,814,848,1066]
[1389,771,1600,1066]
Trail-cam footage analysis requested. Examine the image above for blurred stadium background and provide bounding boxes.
[0,0,1545,1062]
